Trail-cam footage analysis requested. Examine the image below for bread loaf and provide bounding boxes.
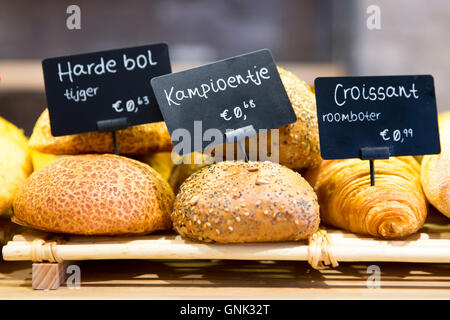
[171,161,320,243]
[13,154,174,235]
[28,109,173,155]
[305,157,427,238]
[421,111,450,218]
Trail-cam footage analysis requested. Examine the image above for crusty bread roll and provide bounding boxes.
[421,111,450,218]
[305,157,427,238]
[0,117,33,216]
[13,154,174,235]
[28,109,173,155]
[171,161,320,243]
[276,67,321,169]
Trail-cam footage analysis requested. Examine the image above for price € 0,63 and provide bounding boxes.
[112,96,150,113]
[379,128,413,143]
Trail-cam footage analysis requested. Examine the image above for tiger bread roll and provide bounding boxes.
[29,109,173,155]
[172,161,320,243]
[305,157,427,238]
[214,67,321,170]
[13,154,174,235]
[421,111,450,218]
[0,117,33,216]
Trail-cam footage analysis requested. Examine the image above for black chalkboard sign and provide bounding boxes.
[314,75,441,159]
[42,43,171,136]
[151,49,297,155]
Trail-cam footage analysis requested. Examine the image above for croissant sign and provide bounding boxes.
[314,75,440,160]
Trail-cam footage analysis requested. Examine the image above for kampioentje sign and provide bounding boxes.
[314,75,441,160]
[151,49,297,155]
[42,43,171,136]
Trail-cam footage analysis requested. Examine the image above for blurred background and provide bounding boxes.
[0,0,449,135]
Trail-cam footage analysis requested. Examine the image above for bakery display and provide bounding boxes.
[0,117,33,216]
[305,157,427,238]
[12,154,174,235]
[28,109,173,155]
[171,161,320,243]
[2,60,448,279]
[421,111,450,218]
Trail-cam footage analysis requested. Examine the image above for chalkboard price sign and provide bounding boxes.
[42,43,171,136]
[151,49,297,155]
[314,75,441,160]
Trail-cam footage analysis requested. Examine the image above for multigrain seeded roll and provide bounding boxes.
[12,154,174,235]
[276,67,321,169]
[171,161,320,243]
[28,109,173,155]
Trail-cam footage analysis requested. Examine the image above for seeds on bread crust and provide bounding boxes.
[172,161,320,243]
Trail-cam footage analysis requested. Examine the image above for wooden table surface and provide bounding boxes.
[0,259,449,299]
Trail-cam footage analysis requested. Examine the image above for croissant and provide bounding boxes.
[305,157,427,238]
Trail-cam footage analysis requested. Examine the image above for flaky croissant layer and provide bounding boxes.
[305,157,427,238]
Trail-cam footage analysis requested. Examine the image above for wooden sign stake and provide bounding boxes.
[224,125,257,163]
[360,147,390,186]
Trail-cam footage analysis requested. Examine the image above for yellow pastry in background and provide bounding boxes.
[168,152,213,194]
[421,111,450,218]
[30,149,59,171]
[305,157,427,238]
[28,109,173,155]
[0,117,33,215]
[136,152,175,181]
